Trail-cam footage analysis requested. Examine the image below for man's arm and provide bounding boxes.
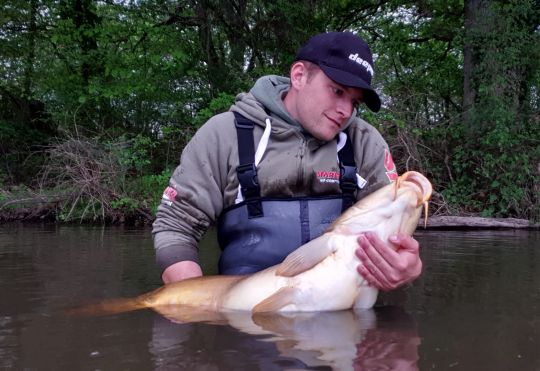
[355,232,422,291]
[161,261,203,283]
[153,114,233,283]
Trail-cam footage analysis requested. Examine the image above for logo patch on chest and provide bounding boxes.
[316,170,340,184]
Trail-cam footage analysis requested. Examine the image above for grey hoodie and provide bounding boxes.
[152,75,395,273]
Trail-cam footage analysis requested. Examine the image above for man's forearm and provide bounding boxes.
[161,260,203,284]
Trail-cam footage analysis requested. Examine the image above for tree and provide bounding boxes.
[0,0,538,221]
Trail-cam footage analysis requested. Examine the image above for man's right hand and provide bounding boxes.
[161,261,203,283]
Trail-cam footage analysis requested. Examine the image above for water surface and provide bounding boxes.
[0,224,538,370]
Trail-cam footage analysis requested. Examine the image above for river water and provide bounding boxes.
[0,224,538,370]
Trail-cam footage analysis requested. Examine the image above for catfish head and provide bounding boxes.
[328,171,432,242]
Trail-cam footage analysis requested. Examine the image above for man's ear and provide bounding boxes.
[289,61,310,89]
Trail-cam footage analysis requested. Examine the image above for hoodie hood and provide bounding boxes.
[250,75,301,127]
[231,75,357,140]
[231,75,301,130]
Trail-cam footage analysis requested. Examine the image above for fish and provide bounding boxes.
[69,171,432,317]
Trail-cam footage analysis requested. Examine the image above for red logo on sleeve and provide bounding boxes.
[384,149,398,181]
[162,186,177,206]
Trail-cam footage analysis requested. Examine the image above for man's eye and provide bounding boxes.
[332,87,343,96]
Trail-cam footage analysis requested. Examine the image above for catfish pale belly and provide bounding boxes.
[72,171,432,316]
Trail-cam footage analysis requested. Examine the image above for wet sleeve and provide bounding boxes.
[151,115,231,274]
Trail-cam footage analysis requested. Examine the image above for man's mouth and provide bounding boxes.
[325,115,342,128]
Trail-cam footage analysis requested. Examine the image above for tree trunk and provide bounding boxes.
[23,0,37,97]
[195,0,226,95]
[462,0,489,126]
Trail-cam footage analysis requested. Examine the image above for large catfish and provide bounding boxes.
[71,171,432,317]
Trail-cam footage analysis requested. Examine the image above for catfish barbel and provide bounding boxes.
[70,171,432,317]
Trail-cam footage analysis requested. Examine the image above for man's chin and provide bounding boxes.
[309,126,341,141]
[322,130,341,141]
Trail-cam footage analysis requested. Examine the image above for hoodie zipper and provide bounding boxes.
[297,136,306,189]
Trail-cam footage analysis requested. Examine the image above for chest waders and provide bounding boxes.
[217,112,358,275]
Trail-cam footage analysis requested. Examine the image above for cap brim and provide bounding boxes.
[319,64,381,112]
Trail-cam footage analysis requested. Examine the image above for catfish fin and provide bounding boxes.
[251,312,298,336]
[252,287,298,313]
[153,305,228,325]
[276,233,334,277]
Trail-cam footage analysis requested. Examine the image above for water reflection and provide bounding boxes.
[1,226,539,370]
[150,307,420,370]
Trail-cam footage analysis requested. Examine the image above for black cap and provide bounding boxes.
[295,32,381,112]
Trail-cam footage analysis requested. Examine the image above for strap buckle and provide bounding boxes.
[340,165,357,193]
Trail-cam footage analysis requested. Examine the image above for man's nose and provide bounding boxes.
[336,98,353,118]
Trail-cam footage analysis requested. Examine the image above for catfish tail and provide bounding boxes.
[66,297,149,317]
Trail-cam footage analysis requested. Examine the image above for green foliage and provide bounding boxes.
[115,134,159,175]
[442,121,539,219]
[57,198,105,222]
[0,0,538,222]
[193,93,236,128]
[110,197,139,212]
[123,169,172,215]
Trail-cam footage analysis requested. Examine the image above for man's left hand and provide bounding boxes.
[355,232,422,291]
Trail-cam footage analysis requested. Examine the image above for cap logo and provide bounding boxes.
[348,53,374,77]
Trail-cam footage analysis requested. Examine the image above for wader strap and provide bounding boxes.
[300,199,310,244]
[338,131,357,211]
[233,112,263,218]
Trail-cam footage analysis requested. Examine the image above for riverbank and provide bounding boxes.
[2,186,538,228]
[0,199,154,225]
[422,216,540,229]
[1,203,538,229]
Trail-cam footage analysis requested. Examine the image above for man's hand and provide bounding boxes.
[355,232,422,291]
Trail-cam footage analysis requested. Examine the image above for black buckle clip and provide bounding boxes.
[340,165,357,193]
[237,163,260,199]
[237,163,258,186]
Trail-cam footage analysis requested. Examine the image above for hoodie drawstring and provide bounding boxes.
[337,132,367,190]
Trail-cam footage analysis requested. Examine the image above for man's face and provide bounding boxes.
[293,67,364,141]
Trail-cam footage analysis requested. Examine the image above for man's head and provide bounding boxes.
[283,32,380,141]
[295,32,381,113]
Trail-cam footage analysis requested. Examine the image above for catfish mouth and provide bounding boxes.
[395,171,433,227]
[327,171,433,234]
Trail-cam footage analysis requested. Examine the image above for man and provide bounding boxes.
[152,32,422,291]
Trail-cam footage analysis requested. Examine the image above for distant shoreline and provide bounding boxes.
[1,207,539,230]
